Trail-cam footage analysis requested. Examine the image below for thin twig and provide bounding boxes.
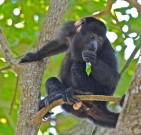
[120,39,141,76]
[0,66,10,72]
[29,95,121,126]
[110,12,129,39]
[92,0,114,18]
[9,77,19,114]
[125,0,141,12]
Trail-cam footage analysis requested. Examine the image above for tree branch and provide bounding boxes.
[29,95,121,126]
[0,66,10,72]
[125,0,141,12]
[37,0,69,49]
[0,28,19,68]
[9,77,19,114]
[120,39,141,76]
[92,0,141,19]
[92,0,114,18]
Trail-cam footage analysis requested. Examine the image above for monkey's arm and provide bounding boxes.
[20,40,69,63]
[20,21,77,63]
[91,60,120,89]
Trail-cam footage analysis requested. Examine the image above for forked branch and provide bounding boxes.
[0,28,19,70]
[120,39,141,76]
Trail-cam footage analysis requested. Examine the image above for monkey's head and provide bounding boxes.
[71,17,107,60]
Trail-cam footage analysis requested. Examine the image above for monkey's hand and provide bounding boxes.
[82,50,96,63]
[63,87,92,105]
[20,52,37,63]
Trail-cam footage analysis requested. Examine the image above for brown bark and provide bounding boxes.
[115,49,141,134]
[0,0,69,135]
[93,0,114,18]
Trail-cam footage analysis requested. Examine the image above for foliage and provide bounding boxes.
[0,0,140,134]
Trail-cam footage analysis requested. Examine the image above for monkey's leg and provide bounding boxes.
[43,77,91,105]
[39,77,66,109]
[39,77,67,118]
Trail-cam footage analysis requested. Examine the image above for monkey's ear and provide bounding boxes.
[75,20,83,32]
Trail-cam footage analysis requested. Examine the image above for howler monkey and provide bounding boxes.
[20,17,120,128]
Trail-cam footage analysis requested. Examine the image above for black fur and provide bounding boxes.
[20,17,120,128]
[20,21,76,63]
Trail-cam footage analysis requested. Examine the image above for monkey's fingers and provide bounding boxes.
[63,88,80,105]
[43,112,54,120]
[67,88,80,103]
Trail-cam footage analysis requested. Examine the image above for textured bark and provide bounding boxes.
[115,49,141,135]
[0,0,69,135]
[16,62,45,135]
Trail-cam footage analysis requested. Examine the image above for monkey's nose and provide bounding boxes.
[92,44,95,48]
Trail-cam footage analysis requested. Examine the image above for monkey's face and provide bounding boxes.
[70,32,105,61]
[71,17,106,60]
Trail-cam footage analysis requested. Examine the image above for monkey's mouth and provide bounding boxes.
[85,48,96,52]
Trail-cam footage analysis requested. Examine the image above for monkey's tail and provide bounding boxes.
[87,104,119,128]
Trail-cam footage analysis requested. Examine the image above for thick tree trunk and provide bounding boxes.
[16,62,45,135]
[115,49,141,135]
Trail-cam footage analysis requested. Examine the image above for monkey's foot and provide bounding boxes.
[63,87,80,105]
[63,88,93,105]
[42,112,54,120]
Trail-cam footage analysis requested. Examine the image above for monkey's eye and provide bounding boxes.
[89,35,94,39]
[97,37,102,44]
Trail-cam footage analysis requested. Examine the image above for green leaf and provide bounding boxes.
[86,62,91,76]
